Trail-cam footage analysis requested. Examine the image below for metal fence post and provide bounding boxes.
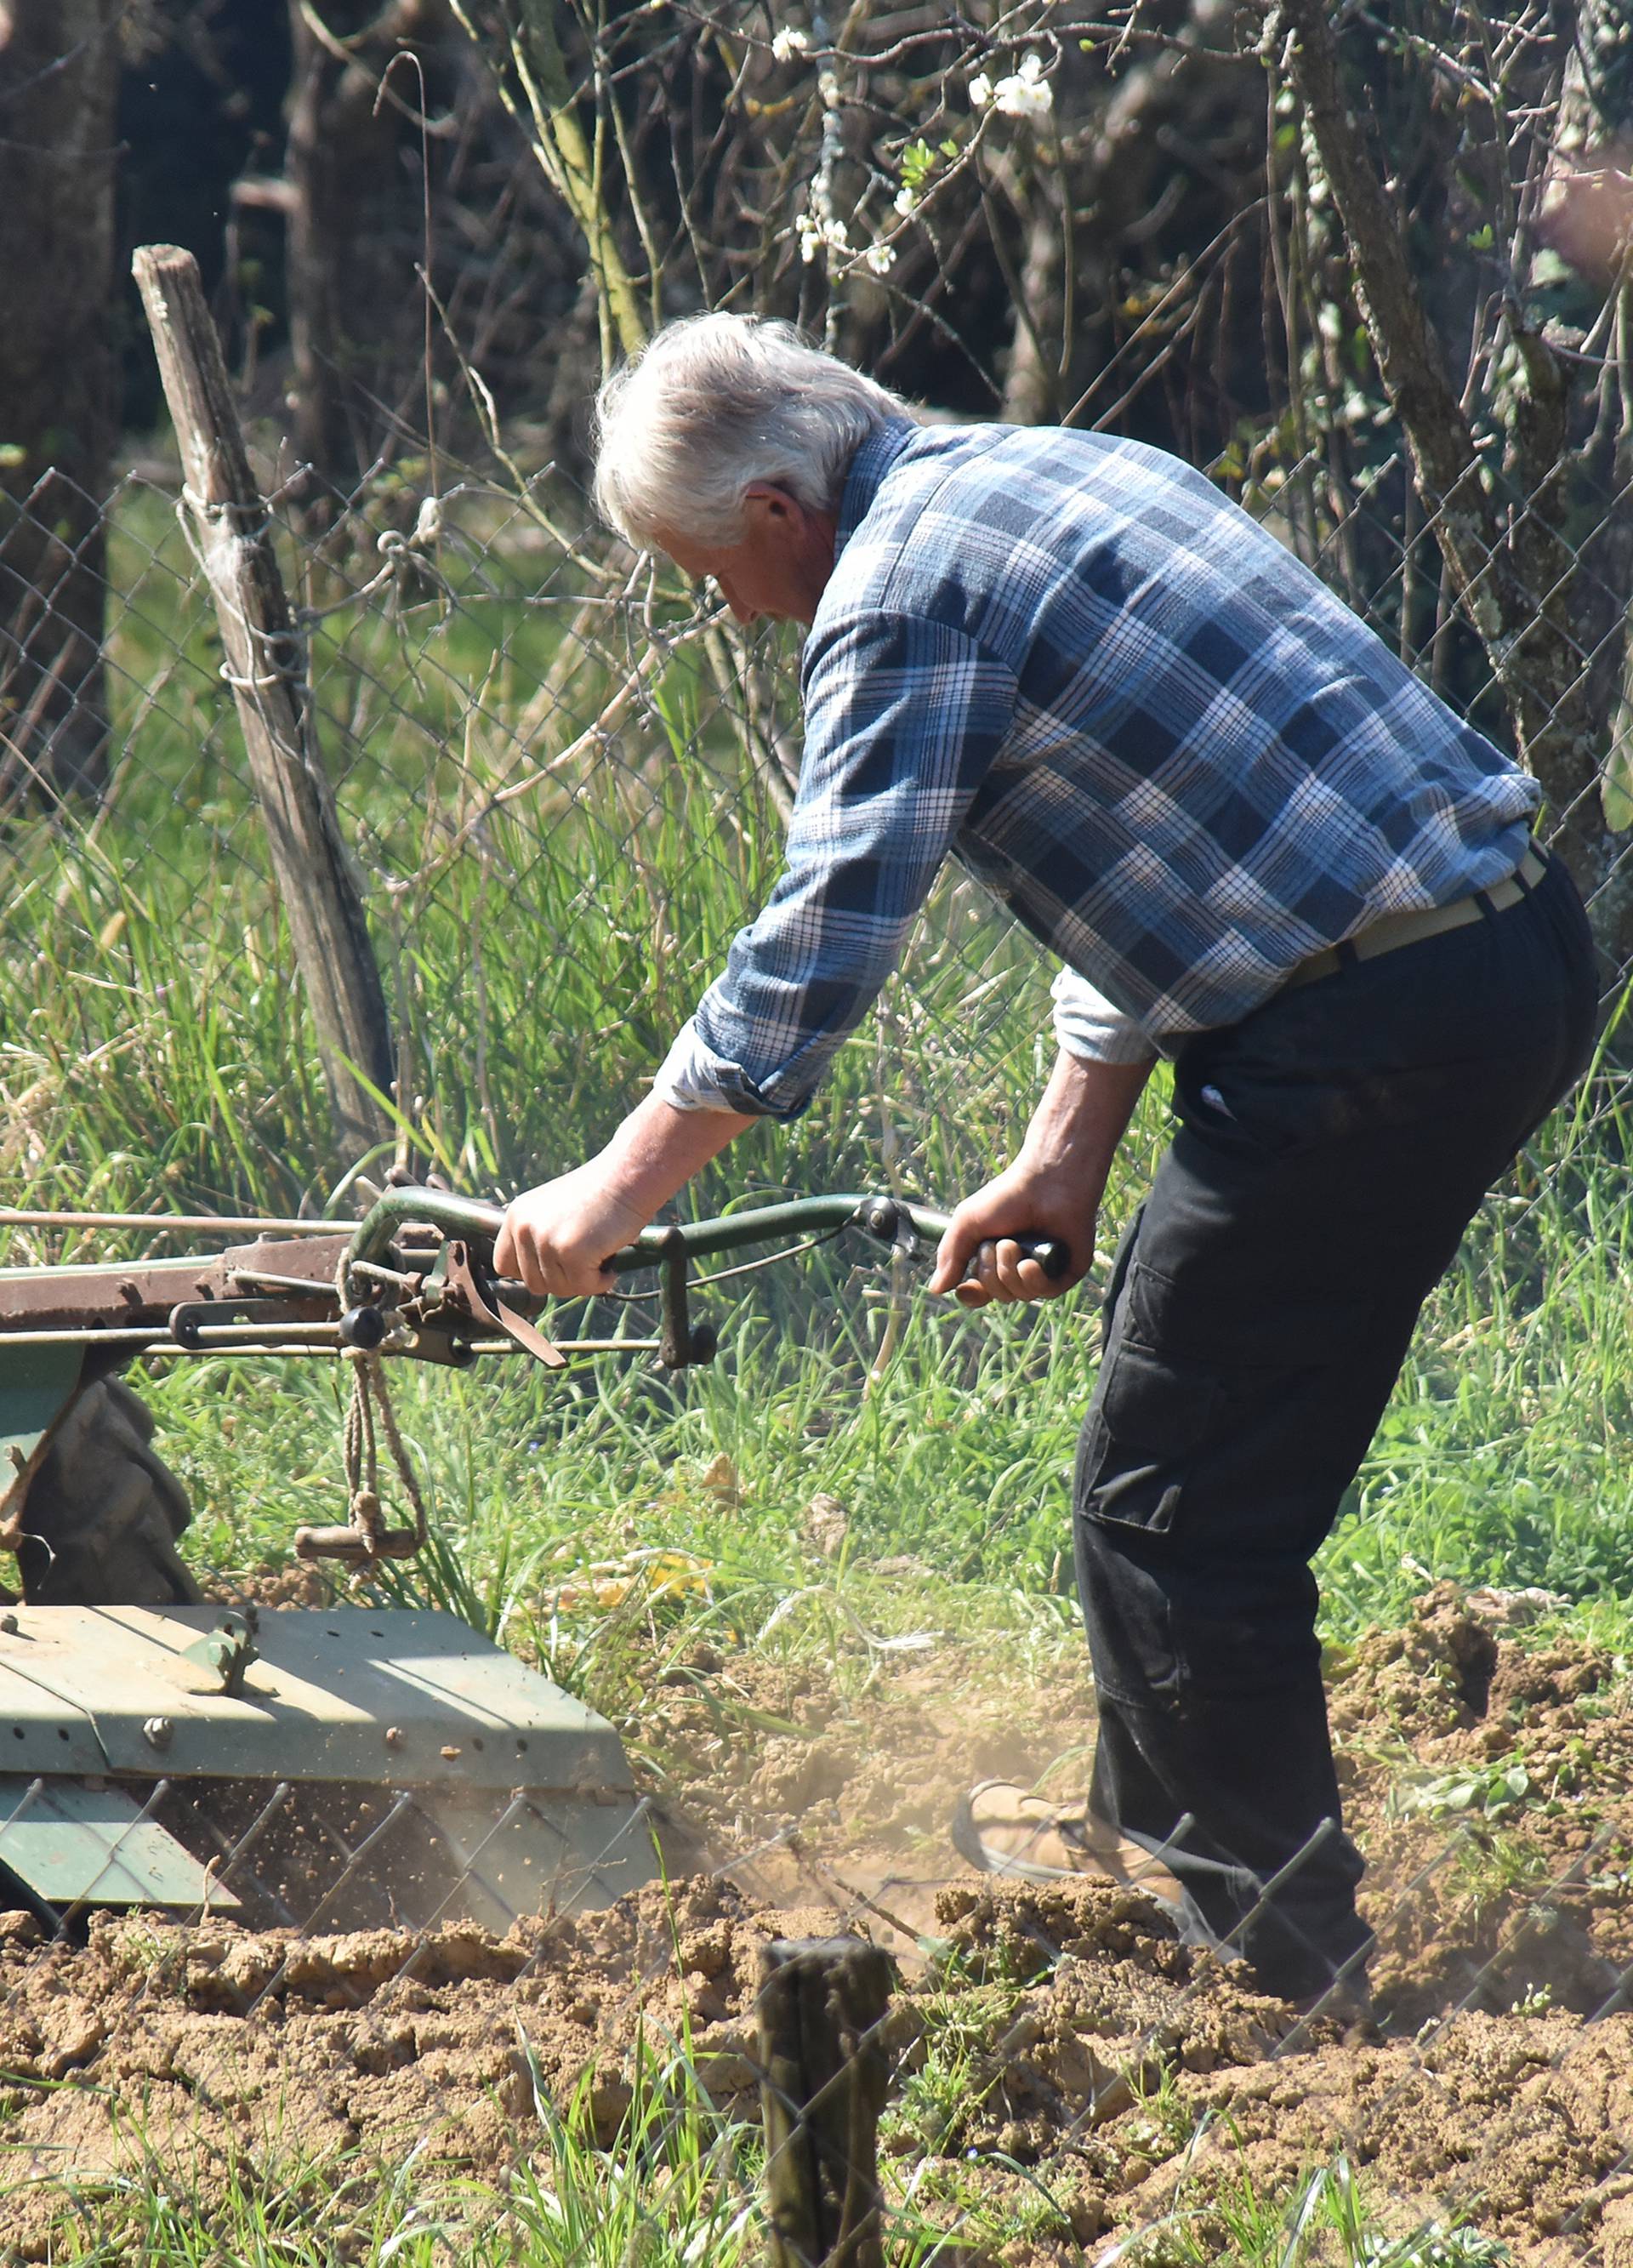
[130,242,394,1156]
[757,1935,892,2268]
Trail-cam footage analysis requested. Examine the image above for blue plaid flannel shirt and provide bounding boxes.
[655,419,1540,1119]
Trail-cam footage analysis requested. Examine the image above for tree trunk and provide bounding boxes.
[999,0,1258,441]
[284,0,445,513]
[0,0,119,805]
[1002,193,1067,429]
[1265,0,1631,956]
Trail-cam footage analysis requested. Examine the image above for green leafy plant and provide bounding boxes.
[1389,1762,1533,1823]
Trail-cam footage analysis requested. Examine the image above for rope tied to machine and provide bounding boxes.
[350,1347,428,1557]
[294,1263,430,1567]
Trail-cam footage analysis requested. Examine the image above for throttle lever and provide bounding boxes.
[441,1240,567,1369]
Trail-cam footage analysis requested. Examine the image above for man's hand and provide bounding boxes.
[928,1161,1101,1308]
[493,1090,758,1302]
[927,1049,1154,1308]
[494,1164,651,1300]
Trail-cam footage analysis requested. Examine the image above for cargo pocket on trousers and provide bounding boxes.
[1076,1334,1228,1537]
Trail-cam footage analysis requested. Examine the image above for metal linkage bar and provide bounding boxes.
[0,1211,359,1237]
[345,1187,931,1275]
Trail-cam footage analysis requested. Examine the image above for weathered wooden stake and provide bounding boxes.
[132,242,394,1154]
[758,1936,892,2268]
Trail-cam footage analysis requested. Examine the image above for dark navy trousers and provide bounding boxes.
[1073,850,1598,1997]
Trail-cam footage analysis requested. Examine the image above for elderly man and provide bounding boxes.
[495,312,1596,2009]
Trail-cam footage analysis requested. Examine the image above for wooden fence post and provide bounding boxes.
[758,1936,892,2268]
[132,242,394,1154]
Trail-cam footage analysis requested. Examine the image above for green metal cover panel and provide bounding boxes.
[0,1777,237,1908]
[0,1342,83,1522]
[0,1607,632,1793]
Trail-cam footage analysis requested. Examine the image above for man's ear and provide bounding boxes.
[743,482,800,527]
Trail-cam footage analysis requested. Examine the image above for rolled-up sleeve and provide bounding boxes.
[651,612,1019,1120]
[1050,965,1158,1068]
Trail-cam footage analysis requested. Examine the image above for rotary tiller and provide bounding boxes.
[0,1190,1058,1934]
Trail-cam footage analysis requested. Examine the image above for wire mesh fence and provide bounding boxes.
[6,364,1633,1314]
[10,99,1633,2261]
[2,395,1633,2259]
[11,419,1633,1183]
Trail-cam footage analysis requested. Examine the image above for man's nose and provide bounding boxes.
[719,581,758,625]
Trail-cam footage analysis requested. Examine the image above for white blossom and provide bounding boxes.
[893,185,918,217]
[864,242,896,274]
[992,53,1053,121]
[795,211,851,265]
[771,26,809,60]
[968,72,993,110]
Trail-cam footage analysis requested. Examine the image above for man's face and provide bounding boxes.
[653,485,838,627]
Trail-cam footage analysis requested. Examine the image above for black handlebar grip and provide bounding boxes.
[856,1198,1070,1286]
[960,1233,1071,1286]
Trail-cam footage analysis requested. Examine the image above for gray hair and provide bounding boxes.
[591,313,913,546]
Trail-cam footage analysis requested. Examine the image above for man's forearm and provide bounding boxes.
[1018,1050,1154,1189]
[496,1090,759,1298]
[595,1089,758,1215]
[928,1049,1153,1302]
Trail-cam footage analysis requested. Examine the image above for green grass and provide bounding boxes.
[1103,2148,1517,2266]
[25,2042,1505,2268]
[29,2032,766,2265]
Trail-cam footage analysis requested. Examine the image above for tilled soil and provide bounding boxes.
[3,1583,1633,2260]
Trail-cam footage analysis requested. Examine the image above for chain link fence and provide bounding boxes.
[5,350,1630,1358]
[0,388,1630,2265]
[9,418,1630,1200]
[7,197,1633,2268]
